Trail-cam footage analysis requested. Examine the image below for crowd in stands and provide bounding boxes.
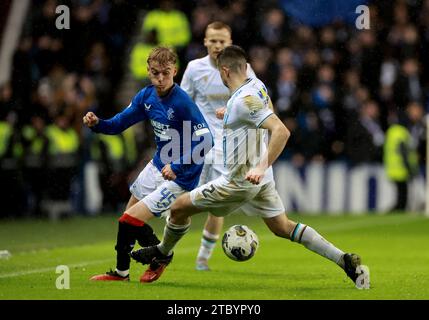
[1,0,143,217]
[1,0,428,217]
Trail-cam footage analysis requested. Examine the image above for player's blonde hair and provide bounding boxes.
[147,46,177,67]
[205,21,232,36]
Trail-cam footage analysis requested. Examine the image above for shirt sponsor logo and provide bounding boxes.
[193,123,206,131]
[150,120,171,140]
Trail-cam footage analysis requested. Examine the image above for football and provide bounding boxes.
[222,225,259,261]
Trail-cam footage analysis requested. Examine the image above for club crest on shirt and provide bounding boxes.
[167,108,175,120]
[243,95,264,116]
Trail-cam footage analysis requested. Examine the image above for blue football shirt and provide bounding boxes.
[92,84,213,191]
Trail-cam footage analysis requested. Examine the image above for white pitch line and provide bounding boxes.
[0,258,111,279]
[0,248,200,279]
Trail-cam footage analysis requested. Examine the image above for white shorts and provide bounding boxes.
[130,161,186,217]
[198,148,226,186]
[190,176,285,218]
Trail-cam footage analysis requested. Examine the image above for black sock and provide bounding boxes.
[115,221,139,271]
[115,222,160,271]
[136,224,160,247]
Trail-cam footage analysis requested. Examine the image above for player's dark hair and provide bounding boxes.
[147,46,177,67]
[217,45,247,73]
[205,21,232,36]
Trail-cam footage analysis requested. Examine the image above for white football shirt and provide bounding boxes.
[222,77,275,185]
[181,55,255,156]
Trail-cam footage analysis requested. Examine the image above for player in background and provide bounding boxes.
[83,47,213,283]
[131,46,370,289]
[180,21,256,271]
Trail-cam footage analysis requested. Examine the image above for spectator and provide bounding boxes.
[0,85,26,216]
[142,0,191,48]
[11,37,33,109]
[346,100,385,165]
[294,111,328,163]
[91,132,131,213]
[383,103,420,212]
[393,57,424,117]
[276,65,297,115]
[130,30,158,87]
[406,102,426,167]
[259,7,287,48]
[45,114,79,218]
[223,0,251,48]
[22,116,49,216]
[358,30,382,98]
[248,46,275,94]
[142,0,191,75]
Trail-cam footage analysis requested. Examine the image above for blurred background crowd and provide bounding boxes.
[0,0,428,218]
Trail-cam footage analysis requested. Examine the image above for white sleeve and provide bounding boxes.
[236,94,274,128]
[180,64,195,99]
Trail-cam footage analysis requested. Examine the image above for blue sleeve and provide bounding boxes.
[92,91,147,135]
[170,98,214,175]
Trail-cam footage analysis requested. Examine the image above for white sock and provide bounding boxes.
[157,218,191,256]
[196,230,219,263]
[115,268,129,277]
[290,223,344,267]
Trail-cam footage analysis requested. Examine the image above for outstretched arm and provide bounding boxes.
[83,98,146,135]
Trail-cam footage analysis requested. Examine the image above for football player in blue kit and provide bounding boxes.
[83,46,213,283]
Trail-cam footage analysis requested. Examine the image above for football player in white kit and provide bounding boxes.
[180,22,255,271]
[132,45,370,289]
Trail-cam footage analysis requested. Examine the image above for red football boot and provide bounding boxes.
[90,269,129,281]
[140,262,168,283]
[130,246,173,283]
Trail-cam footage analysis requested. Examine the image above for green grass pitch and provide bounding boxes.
[1,212,428,300]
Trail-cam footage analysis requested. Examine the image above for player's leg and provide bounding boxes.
[246,181,346,266]
[130,192,201,268]
[194,161,224,270]
[263,214,345,266]
[126,196,160,248]
[127,180,186,282]
[126,194,139,208]
[263,213,369,289]
[158,193,203,254]
[90,193,158,281]
[90,162,162,281]
[111,195,139,279]
[247,181,369,289]
[195,213,224,270]
[113,195,160,277]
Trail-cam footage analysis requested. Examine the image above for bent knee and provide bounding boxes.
[170,194,191,218]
